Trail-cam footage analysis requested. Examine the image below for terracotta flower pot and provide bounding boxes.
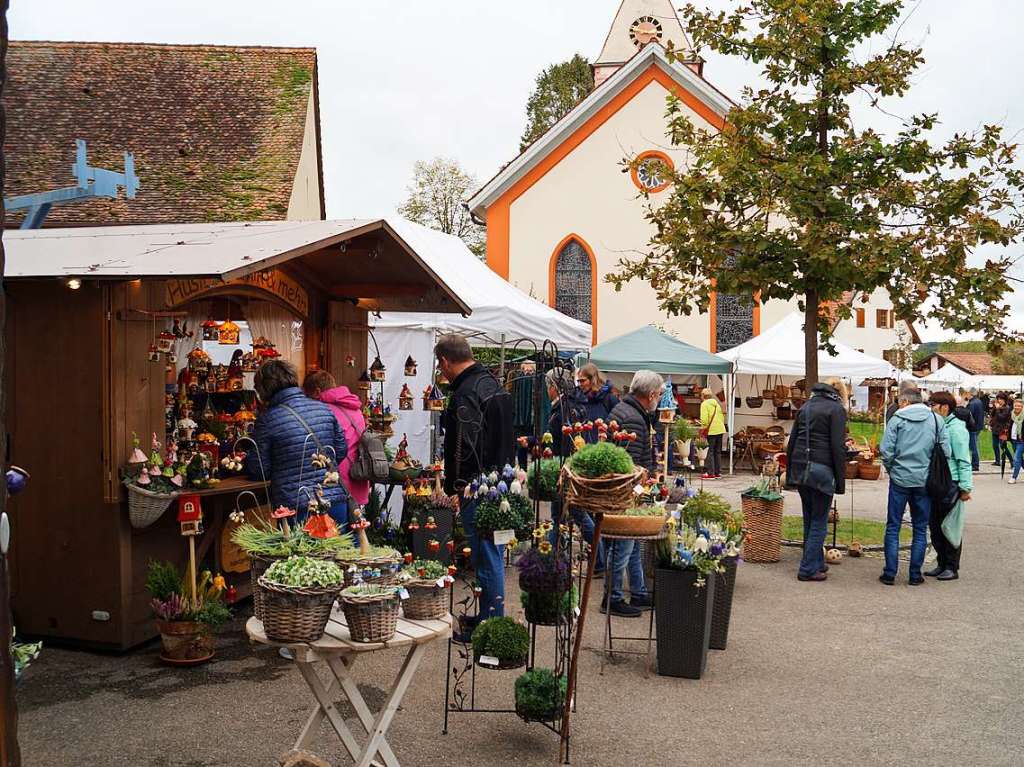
[155,620,214,665]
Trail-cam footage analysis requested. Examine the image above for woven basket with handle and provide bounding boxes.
[402,581,448,620]
[340,588,401,643]
[740,495,784,563]
[338,553,403,587]
[249,554,286,622]
[257,577,341,643]
[127,484,178,529]
[560,465,646,514]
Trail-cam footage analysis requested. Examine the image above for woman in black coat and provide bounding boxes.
[785,380,848,582]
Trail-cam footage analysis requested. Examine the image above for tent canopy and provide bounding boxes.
[717,313,895,378]
[371,218,592,350]
[584,325,733,375]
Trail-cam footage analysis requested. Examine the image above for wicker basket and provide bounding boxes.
[249,554,286,622]
[340,588,401,643]
[845,461,861,480]
[741,495,784,563]
[257,577,340,643]
[126,484,177,529]
[561,465,645,514]
[600,513,666,537]
[338,553,403,587]
[858,463,881,480]
[402,581,448,620]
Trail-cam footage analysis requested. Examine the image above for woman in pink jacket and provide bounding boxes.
[303,370,370,506]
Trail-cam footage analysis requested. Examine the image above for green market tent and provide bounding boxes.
[582,325,733,375]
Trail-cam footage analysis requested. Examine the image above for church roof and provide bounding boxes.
[594,0,692,67]
[4,41,322,227]
[466,44,732,220]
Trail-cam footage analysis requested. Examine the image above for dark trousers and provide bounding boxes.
[706,433,724,476]
[929,498,962,572]
[797,486,831,578]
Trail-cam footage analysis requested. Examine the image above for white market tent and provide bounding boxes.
[916,363,973,390]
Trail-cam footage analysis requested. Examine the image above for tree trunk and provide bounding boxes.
[0,1,19,764]
[804,288,819,388]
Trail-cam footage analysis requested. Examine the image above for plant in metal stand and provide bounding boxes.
[514,668,568,722]
[470,616,530,670]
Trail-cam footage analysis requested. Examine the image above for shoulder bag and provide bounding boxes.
[926,414,956,506]
[335,407,390,483]
[798,399,836,495]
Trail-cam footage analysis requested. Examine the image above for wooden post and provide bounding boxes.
[663,422,671,480]
[187,536,198,610]
[0,4,20,763]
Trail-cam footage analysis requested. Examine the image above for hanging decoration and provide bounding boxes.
[357,370,372,391]
[404,356,418,376]
[423,384,445,411]
[398,384,414,410]
[370,355,387,382]
[252,336,280,361]
[156,329,176,354]
[201,319,220,341]
[345,354,356,367]
[218,319,240,345]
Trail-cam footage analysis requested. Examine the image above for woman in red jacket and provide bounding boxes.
[303,370,371,506]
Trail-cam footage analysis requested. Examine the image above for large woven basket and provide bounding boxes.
[340,589,400,643]
[560,465,645,514]
[600,513,666,537]
[257,577,340,643]
[338,553,403,587]
[741,495,784,563]
[250,554,286,622]
[858,463,881,480]
[127,484,177,529]
[402,581,448,620]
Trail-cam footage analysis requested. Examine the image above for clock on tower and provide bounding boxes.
[629,15,664,47]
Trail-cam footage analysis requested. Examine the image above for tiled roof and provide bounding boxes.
[932,351,994,375]
[4,41,321,226]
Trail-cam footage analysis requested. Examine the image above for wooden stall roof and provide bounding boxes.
[4,219,472,315]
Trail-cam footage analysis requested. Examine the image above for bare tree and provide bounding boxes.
[398,157,485,258]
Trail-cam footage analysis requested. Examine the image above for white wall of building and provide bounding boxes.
[286,90,323,221]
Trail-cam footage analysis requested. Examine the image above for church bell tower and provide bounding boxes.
[593,0,698,87]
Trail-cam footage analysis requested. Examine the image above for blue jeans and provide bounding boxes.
[460,497,505,619]
[992,431,1002,463]
[797,486,831,578]
[968,431,980,471]
[883,483,931,580]
[609,539,646,602]
[549,499,604,570]
[1013,441,1024,479]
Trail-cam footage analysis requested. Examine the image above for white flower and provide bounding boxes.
[693,535,709,554]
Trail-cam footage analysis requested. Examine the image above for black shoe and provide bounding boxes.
[936,569,959,581]
[909,577,924,586]
[630,594,654,610]
[992,462,1001,467]
[819,564,830,574]
[924,566,943,577]
[600,599,641,618]
[797,572,827,582]
[879,574,895,586]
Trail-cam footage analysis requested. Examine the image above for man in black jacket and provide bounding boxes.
[436,334,513,621]
[604,369,663,617]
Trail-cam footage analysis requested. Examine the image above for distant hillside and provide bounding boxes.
[913,340,988,365]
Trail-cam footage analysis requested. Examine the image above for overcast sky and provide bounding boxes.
[11,1,1024,340]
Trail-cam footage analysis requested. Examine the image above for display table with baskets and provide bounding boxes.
[246,609,451,767]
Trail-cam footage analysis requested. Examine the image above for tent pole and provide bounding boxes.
[498,333,506,379]
[727,373,735,475]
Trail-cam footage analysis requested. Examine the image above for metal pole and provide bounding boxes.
[498,334,506,380]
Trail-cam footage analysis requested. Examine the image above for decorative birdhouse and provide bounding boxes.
[404,356,417,376]
[398,384,414,410]
[345,354,356,367]
[201,319,220,341]
[370,355,386,382]
[426,384,445,411]
[156,330,176,354]
[147,344,161,363]
[187,347,211,375]
[177,495,203,536]
[357,369,372,391]
[657,378,677,424]
[217,319,240,345]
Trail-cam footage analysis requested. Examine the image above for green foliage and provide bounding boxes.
[672,418,698,443]
[398,157,485,257]
[514,668,567,721]
[609,0,1024,383]
[192,599,231,630]
[145,561,183,602]
[567,442,634,478]
[619,505,667,517]
[264,556,344,588]
[741,478,783,502]
[527,458,562,500]
[401,559,447,582]
[993,344,1024,375]
[12,633,41,678]
[520,54,594,151]
[341,584,399,599]
[474,493,533,534]
[231,523,354,558]
[680,491,733,527]
[471,617,530,664]
[520,584,578,617]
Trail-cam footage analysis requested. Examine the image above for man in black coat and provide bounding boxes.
[436,334,513,621]
[604,369,663,617]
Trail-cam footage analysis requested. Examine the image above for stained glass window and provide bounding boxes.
[554,239,592,325]
[715,293,754,352]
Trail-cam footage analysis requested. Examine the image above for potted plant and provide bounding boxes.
[693,437,710,465]
[11,630,41,681]
[739,479,784,563]
[146,560,231,665]
[516,526,573,624]
[562,441,640,514]
[857,447,881,480]
[526,458,561,503]
[473,491,533,540]
[258,556,345,643]
[398,559,452,620]
[601,503,668,537]
[673,419,698,467]
[514,668,567,722]
[520,585,579,626]
[340,583,402,643]
[652,521,725,679]
[470,616,530,670]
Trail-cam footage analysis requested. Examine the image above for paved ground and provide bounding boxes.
[15,468,1024,766]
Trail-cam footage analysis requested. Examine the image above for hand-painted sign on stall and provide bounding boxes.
[165,268,309,318]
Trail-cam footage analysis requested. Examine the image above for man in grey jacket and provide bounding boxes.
[879,389,950,585]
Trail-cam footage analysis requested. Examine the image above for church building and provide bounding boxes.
[468,0,912,361]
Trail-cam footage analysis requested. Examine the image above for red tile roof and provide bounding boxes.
[922,351,994,375]
[4,41,322,226]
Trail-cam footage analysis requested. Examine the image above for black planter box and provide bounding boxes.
[411,506,453,564]
[654,567,716,679]
[709,556,738,650]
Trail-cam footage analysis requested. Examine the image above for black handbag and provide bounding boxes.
[798,400,836,496]
[926,414,956,505]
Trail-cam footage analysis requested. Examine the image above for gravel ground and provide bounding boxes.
[15,468,1024,767]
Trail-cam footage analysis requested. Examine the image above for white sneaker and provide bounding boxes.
[1009,478,1017,485]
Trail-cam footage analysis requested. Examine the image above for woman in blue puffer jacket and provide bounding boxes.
[246,360,349,525]
[565,363,620,443]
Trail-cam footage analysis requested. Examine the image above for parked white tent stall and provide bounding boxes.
[716,313,897,471]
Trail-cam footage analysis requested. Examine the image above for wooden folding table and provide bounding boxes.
[246,610,452,767]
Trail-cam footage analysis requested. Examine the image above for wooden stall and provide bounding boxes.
[4,220,468,649]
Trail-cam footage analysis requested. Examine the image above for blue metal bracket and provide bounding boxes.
[4,139,139,229]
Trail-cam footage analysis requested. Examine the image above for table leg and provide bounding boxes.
[325,656,400,767]
[354,643,427,767]
[294,661,373,765]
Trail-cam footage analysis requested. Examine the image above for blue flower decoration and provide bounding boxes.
[488,488,499,501]
[497,480,509,494]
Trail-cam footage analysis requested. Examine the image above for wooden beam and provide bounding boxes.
[330,284,426,298]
